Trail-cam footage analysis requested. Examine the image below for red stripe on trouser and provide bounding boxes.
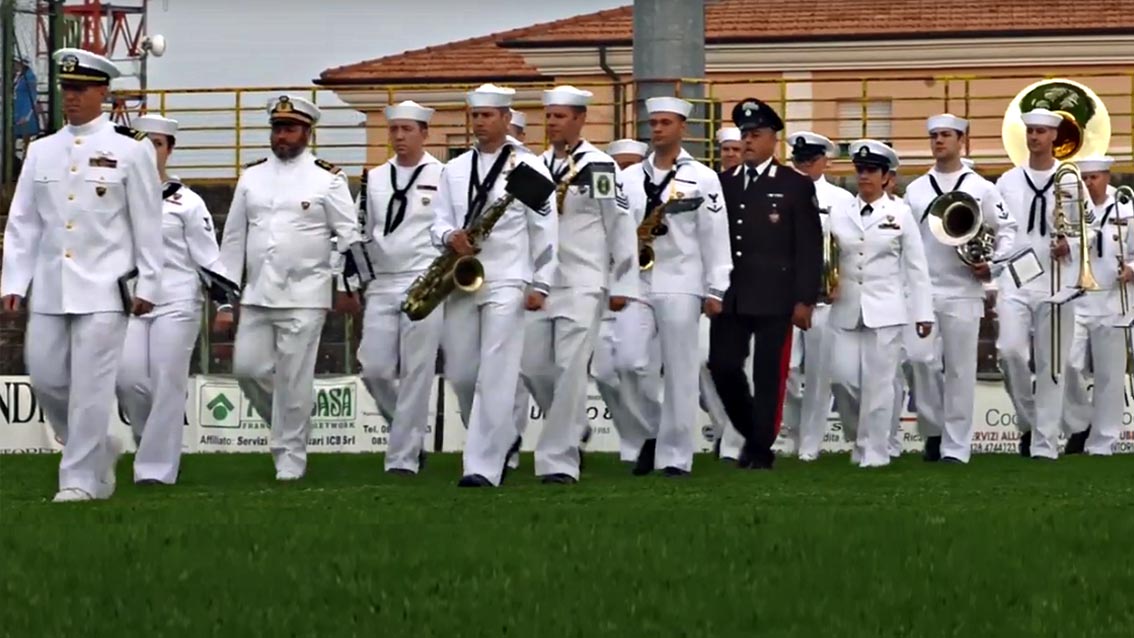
[772,325,794,436]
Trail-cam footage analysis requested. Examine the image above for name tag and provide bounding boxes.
[89,157,118,169]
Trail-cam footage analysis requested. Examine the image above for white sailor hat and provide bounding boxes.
[268,95,320,125]
[542,85,593,107]
[961,157,977,170]
[645,96,693,119]
[927,113,969,134]
[385,100,434,124]
[467,83,515,109]
[53,47,120,86]
[787,131,835,160]
[133,115,179,137]
[509,109,526,129]
[1076,155,1114,174]
[716,127,742,144]
[849,139,900,170]
[1021,108,1062,128]
[607,139,648,157]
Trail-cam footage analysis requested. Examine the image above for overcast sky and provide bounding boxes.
[146,0,626,89]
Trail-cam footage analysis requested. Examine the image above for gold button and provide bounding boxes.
[64,250,73,259]
[71,166,78,173]
[66,222,74,230]
[68,194,75,201]
[74,138,82,146]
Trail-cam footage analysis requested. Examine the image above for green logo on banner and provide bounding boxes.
[207,394,235,421]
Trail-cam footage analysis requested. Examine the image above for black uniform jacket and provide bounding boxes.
[719,160,823,317]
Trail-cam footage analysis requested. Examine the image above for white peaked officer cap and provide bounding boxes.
[716,127,741,144]
[509,109,526,129]
[608,139,648,157]
[927,113,969,133]
[1021,108,1062,128]
[645,96,693,119]
[849,139,900,170]
[467,83,515,109]
[961,158,977,170]
[268,95,321,126]
[542,85,593,107]
[133,114,179,136]
[786,131,836,158]
[385,100,434,124]
[53,47,121,85]
[1075,156,1114,174]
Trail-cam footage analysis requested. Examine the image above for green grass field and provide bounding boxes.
[3,452,1134,637]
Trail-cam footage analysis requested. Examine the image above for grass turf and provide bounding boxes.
[2,452,1133,637]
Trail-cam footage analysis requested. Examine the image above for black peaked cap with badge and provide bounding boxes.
[731,98,785,133]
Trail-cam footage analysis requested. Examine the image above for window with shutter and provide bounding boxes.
[836,100,893,156]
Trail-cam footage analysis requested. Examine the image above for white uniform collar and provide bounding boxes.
[814,174,830,187]
[390,151,441,169]
[858,193,888,208]
[543,139,596,161]
[645,147,692,175]
[65,113,109,137]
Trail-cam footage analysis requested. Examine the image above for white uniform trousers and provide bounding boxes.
[782,305,834,459]
[996,285,1073,459]
[26,312,129,497]
[508,383,531,469]
[442,282,526,485]
[647,293,702,471]
[1061,312,1125,455]
[592,314,653,462]
[358,290,443,473]
[232,306,327,477]
[907,298,982,463]
[115,300,201,484]
[526,289,603,479]
[830,325,903,468]
[890,359,914,457]
[697,315,744,459]
[601,299,663,461]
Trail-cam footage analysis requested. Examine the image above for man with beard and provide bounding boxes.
[215,95,361,481]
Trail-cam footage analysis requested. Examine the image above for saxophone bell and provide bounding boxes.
[453,256,485,292]
[639,245,655,271]
[651,223,669,237]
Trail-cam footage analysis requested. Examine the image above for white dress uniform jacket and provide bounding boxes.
[2,114,163,312]
[430,143,558,292]
[219,151,360,309]
[116,180,220,484]
[357,153,445,474]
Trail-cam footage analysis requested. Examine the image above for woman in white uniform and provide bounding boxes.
[116,115,223,485]
[828,140,933,468]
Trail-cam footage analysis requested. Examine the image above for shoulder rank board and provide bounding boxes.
[243,157,268,169]
[315,158,342,175]
[114,125,148,142]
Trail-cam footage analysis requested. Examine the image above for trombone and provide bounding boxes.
[1115,185,1134,399]
[1049,162,1099,383]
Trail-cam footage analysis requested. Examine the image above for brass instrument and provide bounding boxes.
[637,193,704,271]
[1114,185,1134,398]
[401,160,556,321]
[1049,162,1100,382]
[820,210,839,300]
[553,154,580,214]
[925,190,995,265]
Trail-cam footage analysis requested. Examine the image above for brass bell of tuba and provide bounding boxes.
[1001,79,1111,167]
[925,191,995,265]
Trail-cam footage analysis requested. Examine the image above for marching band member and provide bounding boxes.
[115,115,222,485]
[356,101,444,476]
[523,86,638,484]
[1060,156,1133,456]
[716,126,743,172]
[995,107,1080,460]
[621,96,731,476]
[904,114,1018,463]
[1,48,162,502]
[431,84,558,487]
[710,98,819,470]
[216,95,361,481]
[509,109,527,143]
[594,139,660,463]
[828,140,933,468]
[780,131,855,461]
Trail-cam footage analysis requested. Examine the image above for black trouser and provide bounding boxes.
[708,313,794,465]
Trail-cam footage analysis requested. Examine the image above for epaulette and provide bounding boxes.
[243,158,268,169]
[315,158,342,175]
[115,125,148,142]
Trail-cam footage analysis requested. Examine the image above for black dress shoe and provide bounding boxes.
[632,439,657,476]
[457,474,493,488]
[1019,431,1032,457]
[135,479,165,486]
[923,435,942,462]
[387,468,416,477]
[736,445,753,469]
[941,456,964,464]
[540,473,577,485]
[1065,427,1091,455]
[661,466,689,478]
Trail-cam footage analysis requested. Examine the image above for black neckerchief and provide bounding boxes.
[384,162,428,236]
[921,171,971,222]
[1023,170,1056,237]
[743,161,772,191]
[465,145,513,226]
[545,141,586,182]
[643,163,678,213]
[1098,202,1118,257]
[162,181,182,200]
